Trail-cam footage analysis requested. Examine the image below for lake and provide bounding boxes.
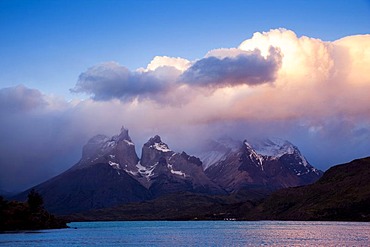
[1,221,370,246]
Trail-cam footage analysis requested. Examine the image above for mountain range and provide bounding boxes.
[14,127,322,215]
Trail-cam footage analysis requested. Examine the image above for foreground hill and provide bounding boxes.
[245,156,370,221]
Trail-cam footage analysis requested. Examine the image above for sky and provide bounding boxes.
[0,0,369,192]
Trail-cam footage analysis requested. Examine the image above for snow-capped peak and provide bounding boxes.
[251,138,296,159]
[250,138,322,176]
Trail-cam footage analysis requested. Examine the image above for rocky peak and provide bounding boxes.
[180,151,203,167]
[144,135,172,153]
[112,126,132,142]
[243,139,254,151]
[141,135,173,168]
[145,135,161,145]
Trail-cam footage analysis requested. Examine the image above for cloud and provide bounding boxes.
[239,28,336,83]
[334,34,370,85]
[1,28,370,192]
[72,47,282,103]
[71,61,182,102]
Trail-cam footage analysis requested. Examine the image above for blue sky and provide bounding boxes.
[1,0,369,98]
[0,0,370,191]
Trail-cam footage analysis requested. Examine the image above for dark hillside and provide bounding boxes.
[248,157,370,221]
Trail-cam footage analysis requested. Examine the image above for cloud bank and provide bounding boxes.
[1,28,370,192]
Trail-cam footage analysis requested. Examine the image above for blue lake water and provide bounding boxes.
[1,221,370,246]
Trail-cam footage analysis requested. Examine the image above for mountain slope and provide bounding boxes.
[19,163,151,215]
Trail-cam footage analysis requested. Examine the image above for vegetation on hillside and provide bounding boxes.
[67,192,259,221]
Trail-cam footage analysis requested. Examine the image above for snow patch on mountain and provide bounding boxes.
[167,164,186,177]
[136,161,157,180]
[244,140,264,169]
[108,161,120,170]
[152,142,171,152]
[108,161,121,175]
[124,140,135,146]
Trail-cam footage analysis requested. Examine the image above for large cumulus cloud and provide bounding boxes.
[1,28,370,192]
